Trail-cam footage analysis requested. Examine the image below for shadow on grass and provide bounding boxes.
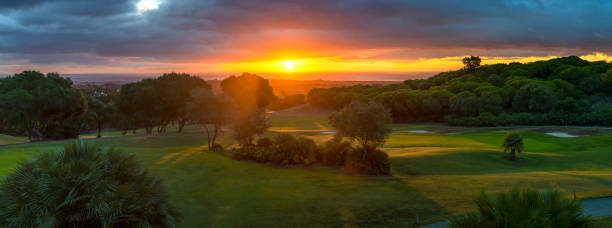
[152,150,449,227]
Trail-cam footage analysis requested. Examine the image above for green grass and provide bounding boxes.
[0,114,611,226]
[594,217,612,227]
[0,134,28,145]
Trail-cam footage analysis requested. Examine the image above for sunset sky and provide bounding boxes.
[1,0,612,80]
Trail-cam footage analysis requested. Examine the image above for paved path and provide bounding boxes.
[420,197,612,228]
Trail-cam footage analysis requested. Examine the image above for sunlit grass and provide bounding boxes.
[0,115,611,226]
[0,134,28,145]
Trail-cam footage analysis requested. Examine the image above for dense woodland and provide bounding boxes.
[308,56,612,126]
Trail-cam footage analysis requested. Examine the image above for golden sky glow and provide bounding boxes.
[216,52,612,79]
[4,52,611,80]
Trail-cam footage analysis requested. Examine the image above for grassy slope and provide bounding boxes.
[0,110,611,226]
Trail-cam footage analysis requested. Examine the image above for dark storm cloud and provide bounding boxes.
[0,0,611,65]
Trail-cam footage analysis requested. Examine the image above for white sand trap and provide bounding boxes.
[320,131,337,135]
[545,132,579,138]
[407,130,432,134]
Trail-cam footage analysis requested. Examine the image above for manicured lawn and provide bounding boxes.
[0,114,611,226]
[0,134,28,145]
[594,217,612,227]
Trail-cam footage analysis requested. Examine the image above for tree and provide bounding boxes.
[232,110,269,146]
[115,79,159,134]
[156,73,211,133]
[0,71,87,140]
[329,100,392,157]
[450,91,480,116]
[462,56,481,71]
[83,95,114,138]
[0,140,181,227]
[221,73,275,112]
[188,89,235,150]
[503,131,524,160]
[601,68,612,94]
[512,83,557,113]
[268,94,306,111]
[451,188,591,227]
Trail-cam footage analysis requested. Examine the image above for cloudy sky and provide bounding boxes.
[1,0,612,79]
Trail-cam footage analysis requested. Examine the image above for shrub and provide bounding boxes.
[232,145,269,163]
[233,134,318,166]
[318,135,352,166]
[0,140,181,227]
[345,148,391,175]
[256,137,273,148]
[451,188,591,228]
[268,134,317,165]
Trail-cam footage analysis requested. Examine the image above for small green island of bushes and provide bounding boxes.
[231,100,393,175]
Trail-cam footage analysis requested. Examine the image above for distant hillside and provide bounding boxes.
[307,56,612,126]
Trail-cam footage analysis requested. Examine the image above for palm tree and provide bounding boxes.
[451,188,591,227]
[503,131,524,160]
[0,140,181,227]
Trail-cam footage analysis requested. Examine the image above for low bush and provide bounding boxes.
[233,133,391,175]
[232,145,269,163]
[232,134,318,166]
[317,136,352,166]
[256,137,273,148]
[268,134,318,165]
[345,147,391,175]
[451,188,591,228]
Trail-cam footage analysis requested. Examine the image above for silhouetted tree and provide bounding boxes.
[462,56,481,71]
[232,110,269,146]
[221,73,275,112]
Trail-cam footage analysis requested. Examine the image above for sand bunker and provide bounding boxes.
[545,132,579,138]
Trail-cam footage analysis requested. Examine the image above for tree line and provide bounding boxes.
[0,71,279,141]
[308,56,612,126]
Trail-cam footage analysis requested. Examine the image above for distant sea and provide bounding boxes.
[2,72,436,84]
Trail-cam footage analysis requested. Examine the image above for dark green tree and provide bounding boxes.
[503,131,524,160]
[115,79,160,134]
[512,83,557,113]
[188,89,236,150]
[0,140,181,227]
[0,71,87,140]
[329,100,391,156]
[83,95,114,138]
[156,73,211,132]
[601,68,612,94]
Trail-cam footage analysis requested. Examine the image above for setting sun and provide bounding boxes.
[282,60,295,70]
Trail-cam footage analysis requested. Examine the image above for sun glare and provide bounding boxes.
[137,0,160,14]
[282,60,295,70]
